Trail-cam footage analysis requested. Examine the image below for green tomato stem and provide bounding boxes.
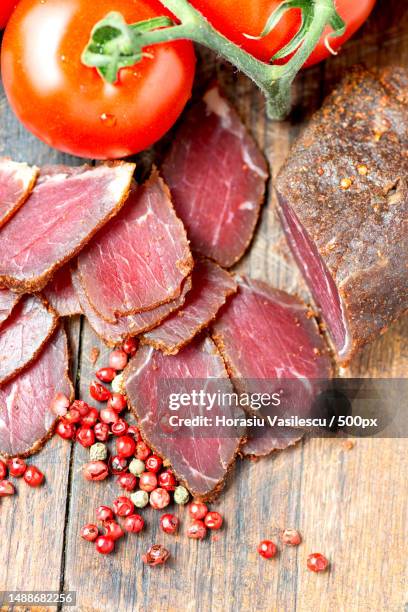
[81,0,345,120]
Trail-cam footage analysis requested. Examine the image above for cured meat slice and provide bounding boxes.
[212,277,331,456]
[77,170,193,322]
[241,428,302,458]
[141,258,237,355]
[0,158,39,228]
[0,326,73,457]
[0,162,135,292]
[0,287,21,325]
[72,269,192,347]
[125,337,245,500]
[162,85,268,267]
[276,67,408,364]
[0,294,58,385]
[44,264,81,317]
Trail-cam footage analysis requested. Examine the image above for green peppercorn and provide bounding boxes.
[129,458,145,476]
[111,373,125,394]
[89,442,107,462]
[130,490,149,508]
[174,485,189,505]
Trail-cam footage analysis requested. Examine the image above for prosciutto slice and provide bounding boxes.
[125,337,245,500]
[142,259,237,355]
[276,67,408,364]
[162,86,268,267]
[44,264,81,317]
[212,277,331,456]
[72,270,192,347]
[77,171,193,322]
[0,326,73,457]
[0,162,135,292]
[0,158,38,228]
[0,295,58,385]
[0,287,20,325]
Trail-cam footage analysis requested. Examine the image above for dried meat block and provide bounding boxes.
[0,287,20,325]
[276,66,408,364]
[0,158,39,228]
[44,264,81,317]
[0,162,135,292]
[162,86,268,267]
[125,337,245,500]
[0,294,59,385]
[72,269,191,347]
[142,258,237,354]
[212,277,331,457]
[77,170,193,322]
[0,326,73,457]
[241,428,302,458]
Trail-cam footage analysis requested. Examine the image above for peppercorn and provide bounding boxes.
[80,524,99,542]
[123,514,144,533]
[83,461,109,482]
[149,488,170,510]
[111,373,125,394]
[90,442,107,462]
[257,540,277,559]
[281,528,302,546]
[160,514,179,535]
[189,502,208,520]
[112,495,134,517]
[174,485,189,505]
[142,544,170,566]
[204,512,223,530]
[0,460,7,480]
[307,553,329,573]
[129,458,145,476]
[130,490,149,508]
[187,520,207,540]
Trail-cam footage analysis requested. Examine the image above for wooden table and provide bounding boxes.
[0,1,407,610]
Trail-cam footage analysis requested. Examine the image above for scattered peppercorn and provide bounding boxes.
[307,553,329,573]
[281,529,302,546]
[122,338,137,357]
[123,514,144,533]
[96,505,114,522]
[109,349,128,371]
[130,490,149,508]
[90,442,107,462]
[189,501,208,520]
[0,460,7,480]
[257,540,277,559]
[112,495,135,517]
[142,544,170,566]
[96,367,116,383]
[160,514,179,535]
[145,454,163,473]
[90,381,111,402]
[187,520,207,540]
[139,472,157,493]
[174,485,189,505]
[76,426,95,448]
[149,488,170,510]
[117,473,137,492]
[95,535,115,555]
[80,524,99,542]
[103,520,125,541]
[0,480,15,496]
[129,458,145,476]
[204,512,223,530]
[7,457,27,478]
[83,461,109,482]
[116,435,136,458]
[111,373,125,394]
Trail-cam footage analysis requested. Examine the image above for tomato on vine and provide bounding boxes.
[1,0,195,159]
[191,0,376,67]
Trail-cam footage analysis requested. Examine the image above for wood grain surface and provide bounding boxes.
[0,1,407,611]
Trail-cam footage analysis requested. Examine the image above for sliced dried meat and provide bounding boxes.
[0,294,59,385]
[276,67,408,364]
[162,85,268,267]
[241,428,302,458]
[72,269,192,347]
[44,264,81,317]
[142,258,237,355]
[0,287,21,325]
[125,336,245,500]
[0,158,39,228]
[212,277,332,456]
[77,170,193,322]
[0,162,135,292]
[0,326,73,457]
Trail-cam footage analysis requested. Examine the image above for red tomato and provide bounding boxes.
[1,0,195,159]
[0,1,18,29]
[191,0,375,68]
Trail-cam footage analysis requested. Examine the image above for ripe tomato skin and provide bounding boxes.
[1,0,195,159]
[191,0,375,68]
[0,1,18,29]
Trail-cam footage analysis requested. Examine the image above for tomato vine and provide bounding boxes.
[82,0,345,119]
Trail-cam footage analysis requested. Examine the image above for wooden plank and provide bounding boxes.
[0,75,82,604]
